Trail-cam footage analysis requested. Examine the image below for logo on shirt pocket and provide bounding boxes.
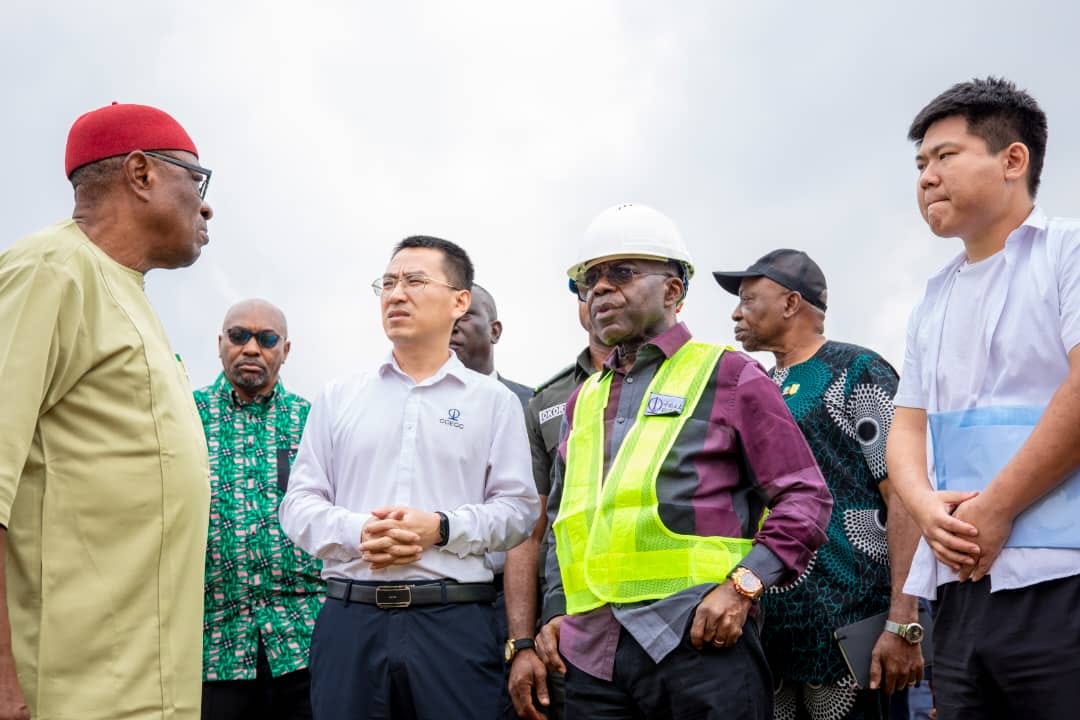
[439,408,464,429]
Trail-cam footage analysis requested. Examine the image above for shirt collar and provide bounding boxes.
[575,347,597,380]
[379,350,470,387]
[929,205,1048,283]
[213,372,283,409]
[1020,205,1047,232]
[603,322,693,371]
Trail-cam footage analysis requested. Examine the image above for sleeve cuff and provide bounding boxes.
[739,544,788,589]
[441,509,472,557]
[541,589,566,625]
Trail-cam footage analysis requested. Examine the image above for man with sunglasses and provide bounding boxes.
[535,204,832,719]
[193,300,322,720]
[0,103,214,720]
[280,236,538,720]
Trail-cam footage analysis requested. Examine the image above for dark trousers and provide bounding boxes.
[202,639,312,720]
[542,672,566,720]
[493,584,517,720]
[932,573,1080,719]
[565,621,772,719]
[496,580,567,720]
[310,592,503,720]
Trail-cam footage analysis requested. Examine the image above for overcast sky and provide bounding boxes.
[3,1,1078,399]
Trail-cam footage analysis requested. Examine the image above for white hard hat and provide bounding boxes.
[567,203,695,280]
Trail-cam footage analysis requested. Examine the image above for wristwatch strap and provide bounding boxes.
[435,511,449,547]
[884,619,922,644]
[506,637,536,662]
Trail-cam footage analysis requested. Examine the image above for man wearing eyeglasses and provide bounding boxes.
[280,236,539,720]
[535,204,832,719]
[193,299,322,720]
[0,103,214,720]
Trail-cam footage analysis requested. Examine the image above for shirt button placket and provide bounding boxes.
[397,391,418,506]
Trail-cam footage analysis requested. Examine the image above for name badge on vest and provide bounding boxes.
[644,392,686,416]
[539,403,566,425]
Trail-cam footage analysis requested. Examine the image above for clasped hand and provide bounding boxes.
[359,506,440,570]
[912,489,1014,582]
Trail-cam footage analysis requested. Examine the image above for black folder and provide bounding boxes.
[833,606,933,689]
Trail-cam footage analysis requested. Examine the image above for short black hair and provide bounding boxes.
[470,283,497,320]
[908,77,1048,197]
[392,235,474,290]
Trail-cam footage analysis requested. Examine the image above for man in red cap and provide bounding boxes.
[0,103,214,720]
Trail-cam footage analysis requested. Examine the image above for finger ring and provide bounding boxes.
[712,638,725,647]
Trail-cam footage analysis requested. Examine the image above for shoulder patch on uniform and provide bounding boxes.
[539,402,567,424]
[534,363,576,393]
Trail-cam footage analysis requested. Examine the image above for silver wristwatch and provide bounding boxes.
[884,619,925,645]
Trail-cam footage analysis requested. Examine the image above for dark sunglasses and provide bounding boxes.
[143,150,213,199]
[226,327,282,349]
[574,264,674,301]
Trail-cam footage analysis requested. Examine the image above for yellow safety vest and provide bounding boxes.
[554,341,755,615]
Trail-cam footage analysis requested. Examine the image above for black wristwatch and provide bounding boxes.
[505,638,536,662]
[435,511,449,547]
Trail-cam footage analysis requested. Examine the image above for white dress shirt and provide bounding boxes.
[279,351,539,583]
[895,207,1080,596]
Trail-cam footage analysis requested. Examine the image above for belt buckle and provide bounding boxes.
[375,584,412,609]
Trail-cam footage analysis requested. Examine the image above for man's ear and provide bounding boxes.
[783,291,803,319]
[450,289,471,321]
[1002,141,1031,190]
[282,339,292,363]
[663,277,686,308]
[490,319,503,345]
[121,151,155,201]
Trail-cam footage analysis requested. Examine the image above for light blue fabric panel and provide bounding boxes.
[929,406,1080,548]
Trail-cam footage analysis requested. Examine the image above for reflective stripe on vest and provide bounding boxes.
[554,341,754,615]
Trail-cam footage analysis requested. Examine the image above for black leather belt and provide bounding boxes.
[326,578,496,609]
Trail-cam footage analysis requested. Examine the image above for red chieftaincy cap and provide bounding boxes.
[64,101,198,178]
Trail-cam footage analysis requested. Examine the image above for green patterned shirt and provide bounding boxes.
[194,373,324,680]
[762,341,897,685]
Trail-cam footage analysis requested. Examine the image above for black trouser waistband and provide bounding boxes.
[325,578,496,609]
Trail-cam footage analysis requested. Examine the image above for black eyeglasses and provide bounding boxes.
[144,150,213,199]
[225,327,282,349]
[573,264,675,301]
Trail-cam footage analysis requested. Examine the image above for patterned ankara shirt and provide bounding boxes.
[194,374,324,680]
[763,341,897,685]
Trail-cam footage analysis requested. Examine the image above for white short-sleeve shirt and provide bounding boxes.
[895,207,1080,596]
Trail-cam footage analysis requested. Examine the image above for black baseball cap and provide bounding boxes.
[712,249,828,312]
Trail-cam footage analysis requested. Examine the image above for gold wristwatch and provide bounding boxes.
[504,637,536,663]
[730,567,764,601]
[884,619,925,645]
